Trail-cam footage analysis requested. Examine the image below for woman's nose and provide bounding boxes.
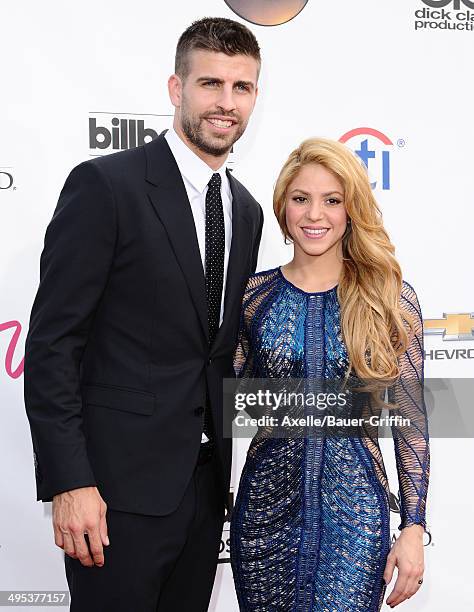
[305,201,323,221]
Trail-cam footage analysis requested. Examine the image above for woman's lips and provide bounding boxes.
[301,227,329,239]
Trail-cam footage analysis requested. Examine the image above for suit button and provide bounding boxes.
[194,406,204,416]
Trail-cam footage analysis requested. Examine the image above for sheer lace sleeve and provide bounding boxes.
[232,276,265,426]
[388,281,430,532]
[233,270,278,378]
[234,311,253,379]
[234,277,260,379]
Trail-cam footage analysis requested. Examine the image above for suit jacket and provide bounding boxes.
[23,133,263,516]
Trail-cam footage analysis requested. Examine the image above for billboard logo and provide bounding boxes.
[0,169,14,190]
[339,128,398,191]
[424,313,474,341]
[89,113,173,155]
[224,0,309,26]
[415,0,474,30]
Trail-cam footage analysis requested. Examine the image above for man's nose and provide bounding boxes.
[216,85,237,113]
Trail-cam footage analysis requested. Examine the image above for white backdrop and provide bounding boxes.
[1,1,473,610]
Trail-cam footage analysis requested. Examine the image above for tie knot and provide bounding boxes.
[208,172,222,190]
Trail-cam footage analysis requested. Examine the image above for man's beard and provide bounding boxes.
[180,100,246,157]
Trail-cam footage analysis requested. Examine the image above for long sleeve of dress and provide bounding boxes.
[388,281,430,532]
[234,304,253,380]
[233,274,278,425]
[234,274,269,379]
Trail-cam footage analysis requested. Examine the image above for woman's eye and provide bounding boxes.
[326,198,342,205]
[293,196,307,204]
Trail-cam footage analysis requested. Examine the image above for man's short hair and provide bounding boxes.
[175,17,261,81]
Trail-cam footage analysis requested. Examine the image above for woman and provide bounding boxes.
[230,138,430,611]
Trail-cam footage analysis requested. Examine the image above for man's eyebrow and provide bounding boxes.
[196,76,223,84]
[196,77,255,90]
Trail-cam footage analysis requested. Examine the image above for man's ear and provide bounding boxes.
[168,74,182,108]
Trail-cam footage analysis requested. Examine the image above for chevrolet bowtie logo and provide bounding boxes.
[424,313,474,341]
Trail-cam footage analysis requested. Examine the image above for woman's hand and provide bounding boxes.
[383,524,425,608]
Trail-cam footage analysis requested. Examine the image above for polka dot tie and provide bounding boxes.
[205,172,225,346]
[203,172,225,446]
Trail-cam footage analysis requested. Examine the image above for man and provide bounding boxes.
[24,17,263,611]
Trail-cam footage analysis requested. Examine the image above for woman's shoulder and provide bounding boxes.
[400,280,423,326]
[246,267,280,288]
[400,279,421,308]
[242,267,281,301]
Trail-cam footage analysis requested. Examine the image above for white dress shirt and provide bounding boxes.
[165,127,232,326]
[165,127,233,443]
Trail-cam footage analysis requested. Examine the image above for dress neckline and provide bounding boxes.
[277,266,338,296]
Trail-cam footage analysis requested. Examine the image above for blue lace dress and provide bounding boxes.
[230,268,430,612]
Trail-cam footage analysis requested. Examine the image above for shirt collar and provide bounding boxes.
[165,127,228,194]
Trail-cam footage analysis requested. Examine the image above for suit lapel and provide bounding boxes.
[145,135,253,351]
[145,134,208,342]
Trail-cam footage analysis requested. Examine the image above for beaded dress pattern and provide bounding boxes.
[230,268,430,612]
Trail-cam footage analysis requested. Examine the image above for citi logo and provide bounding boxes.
[339,127,401,191]
[0,169,14,190]
[89,113,173,154]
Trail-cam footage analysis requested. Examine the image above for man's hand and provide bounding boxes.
[52,486,109,567]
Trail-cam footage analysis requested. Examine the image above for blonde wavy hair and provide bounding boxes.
[273,137,414,382]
